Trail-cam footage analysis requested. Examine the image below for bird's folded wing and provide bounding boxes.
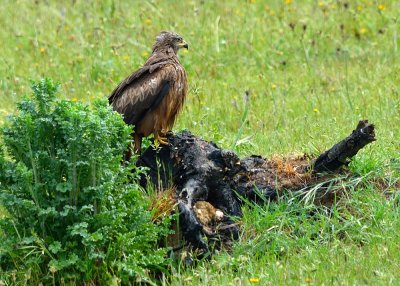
[109,64,176,125]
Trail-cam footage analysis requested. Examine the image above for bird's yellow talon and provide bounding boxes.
[155,136,169,146]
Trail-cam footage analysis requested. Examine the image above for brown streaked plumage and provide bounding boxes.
[109,31,188,154]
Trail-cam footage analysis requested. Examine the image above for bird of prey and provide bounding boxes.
[109,31,188,154]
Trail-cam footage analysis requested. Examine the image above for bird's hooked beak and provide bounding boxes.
[178,40,189,50]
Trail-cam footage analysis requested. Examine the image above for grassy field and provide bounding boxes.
[0,0,399,285]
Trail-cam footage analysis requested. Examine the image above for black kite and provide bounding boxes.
[109,31,188,153]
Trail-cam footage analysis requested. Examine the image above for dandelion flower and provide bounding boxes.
[359,28,367,35]
[40,47,46,53]
[249,277,260,283]
[71,97,78,102]
[271,83,277,90]
[141,51,150,58]
[285,0,293,5]
[305,277,312,283]
[144,18,152,25]
[313,108,319,113]
[122,55,130,62]
[378,4,385,11]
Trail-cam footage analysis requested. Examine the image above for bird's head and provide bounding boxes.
[153,31,188,54]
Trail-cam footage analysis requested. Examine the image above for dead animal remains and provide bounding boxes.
[137,120,376,254]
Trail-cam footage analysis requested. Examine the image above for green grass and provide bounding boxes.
[166,187,400,285]
[1,0,399,285]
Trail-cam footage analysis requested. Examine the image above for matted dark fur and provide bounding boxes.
[137,120,376,253]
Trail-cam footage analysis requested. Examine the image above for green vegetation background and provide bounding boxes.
[0,0,399,285]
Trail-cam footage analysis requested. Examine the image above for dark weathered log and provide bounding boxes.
[136,120,376,253]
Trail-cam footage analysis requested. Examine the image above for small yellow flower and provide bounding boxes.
[141,51,149,58]
[271,83,277,90]
[378,4,385,11]
[144,18,152,25]
[64,25,70,31]
[318,1,324,7]
[313,108,319,113]
[359,28,367,35]
[305,277,312,283]
[357,5,363,11]
[122,55,130,61]
[40,47,46,53]
[249,277,260,283]
[71,97,78,102]
[249,0,256,3]
[285,0,293,5]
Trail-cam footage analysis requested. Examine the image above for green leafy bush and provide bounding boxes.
[0,79,170,284]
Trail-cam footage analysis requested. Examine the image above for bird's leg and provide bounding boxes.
[133,133,143,154]
[122,132,134,162]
